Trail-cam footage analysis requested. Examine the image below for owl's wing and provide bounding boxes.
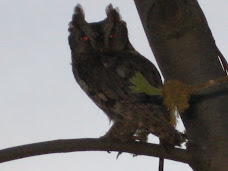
[124,51,163,88]
[100,51,163,100]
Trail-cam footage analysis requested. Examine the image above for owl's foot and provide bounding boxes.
[100,134,131,159]
[100,130,132,157]
[100,130,135,143]
[100,121,146,159]
[100,120,138,143]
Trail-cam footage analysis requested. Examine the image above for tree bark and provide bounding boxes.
[134,0,228,170]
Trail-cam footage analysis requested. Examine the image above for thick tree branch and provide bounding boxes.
[0,138,198,164]
[134,0,228,170]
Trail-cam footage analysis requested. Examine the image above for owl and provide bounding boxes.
[68,4,185,146]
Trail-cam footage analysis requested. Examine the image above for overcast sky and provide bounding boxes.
[0,0,227,171]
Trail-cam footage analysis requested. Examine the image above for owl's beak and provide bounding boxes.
[95,41,105,52]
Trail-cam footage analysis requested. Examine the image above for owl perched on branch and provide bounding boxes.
[68,4,185,146]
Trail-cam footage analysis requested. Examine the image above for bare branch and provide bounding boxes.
[0,138,197,164]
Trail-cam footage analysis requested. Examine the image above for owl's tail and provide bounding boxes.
[112,100,187,146]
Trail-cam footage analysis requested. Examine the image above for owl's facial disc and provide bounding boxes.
[68,5,130,55]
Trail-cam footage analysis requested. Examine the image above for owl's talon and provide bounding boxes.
[116,152,122,159]
[132,154,138,157]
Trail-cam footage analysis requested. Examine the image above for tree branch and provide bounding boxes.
[0,138,198,164]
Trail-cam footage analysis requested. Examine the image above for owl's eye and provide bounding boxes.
[109,34,117,39]
[80,36,89,41]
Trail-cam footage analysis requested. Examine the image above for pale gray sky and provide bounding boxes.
[0,0,227,171]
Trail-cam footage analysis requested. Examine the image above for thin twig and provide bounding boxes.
[192,76,228,93]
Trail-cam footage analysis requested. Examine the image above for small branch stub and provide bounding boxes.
[130,72,228,125]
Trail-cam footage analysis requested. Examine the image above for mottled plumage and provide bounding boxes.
[68,4,184,146]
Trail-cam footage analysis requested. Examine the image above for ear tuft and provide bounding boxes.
[106,4,114,12]
[74,4,85,19]
[106,4,121,21]
[69,4,86,31]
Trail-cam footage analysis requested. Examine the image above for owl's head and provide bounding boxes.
[68,4,134,56]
